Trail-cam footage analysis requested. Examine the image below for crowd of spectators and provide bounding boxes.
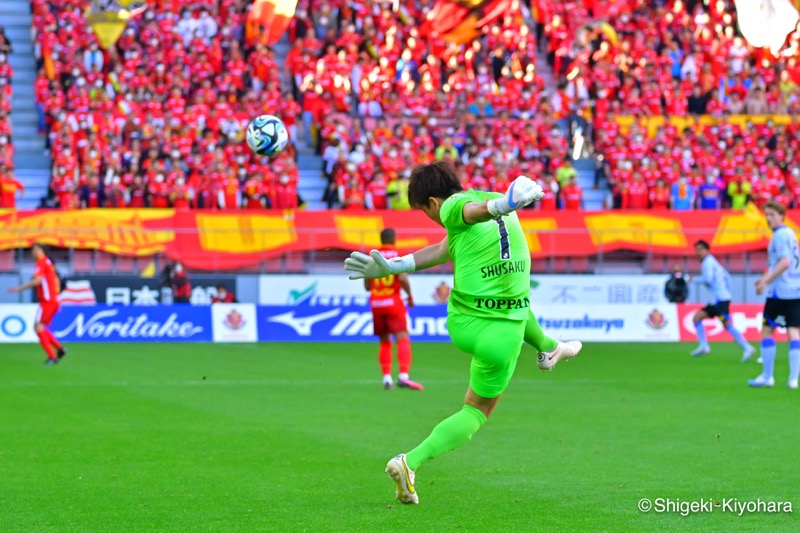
[287,0,544,125]
[290,0,800,212]
[317,113,582,210]
[31,0,302,209]
[535,0,800,210]
[17,0,800,212]
[0,25,25,209]
[594,117,800,210]
[289,0,580,209]
[540,0,800,121]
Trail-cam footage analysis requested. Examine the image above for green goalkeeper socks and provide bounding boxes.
[524,310,558,353]
[405,405,487,470]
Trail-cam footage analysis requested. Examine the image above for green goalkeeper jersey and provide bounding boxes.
[439,189,531,320]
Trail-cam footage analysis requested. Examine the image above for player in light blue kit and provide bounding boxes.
[750,201,800,389]
[689,240,754,361]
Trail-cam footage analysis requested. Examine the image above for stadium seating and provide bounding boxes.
[0,24,17,208]
[595,118,800,209]
[301,0,800,211]
[543,0,800,116]
[537,0,800,210]
[30,0,300,210]
[23,0,800,214]
[287,1,574,209]
[0,249,14,271]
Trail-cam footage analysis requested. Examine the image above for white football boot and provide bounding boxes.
[386,454,419,504]
[691,346,711,357]
[741,346,755,362]
[788,379,798,390]
[538,340,582,371]
[748,375,775,388]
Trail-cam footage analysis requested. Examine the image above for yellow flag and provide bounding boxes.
[88,0,147,49]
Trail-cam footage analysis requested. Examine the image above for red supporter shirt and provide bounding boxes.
[273,183,298,209]
[219,178,240,209]
[211,292,235,304]
[368,247,405,312]
[0,177,24,208]
[35,256,59,304]
[149,182,170,208]
[243,178,265,209]
[649,186,671,209]
[752,180,778,207]
[562,185,582,210]
[623,182,649,209]
[129,186,147,208]
[367,178,388,209]
[538,182,558,211]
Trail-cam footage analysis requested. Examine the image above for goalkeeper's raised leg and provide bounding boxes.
[345,161,582,504]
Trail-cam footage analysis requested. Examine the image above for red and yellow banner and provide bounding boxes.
[0,208,793,270]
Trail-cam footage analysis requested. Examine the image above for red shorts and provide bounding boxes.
[36,302,60,326]
[372,308,407,336]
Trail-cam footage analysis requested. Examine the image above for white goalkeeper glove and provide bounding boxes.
[487,175,544,217]
[344,250,416,280]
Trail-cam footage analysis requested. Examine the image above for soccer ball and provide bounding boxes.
[246,115,289,157]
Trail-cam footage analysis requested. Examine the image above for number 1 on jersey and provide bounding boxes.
[494,217,511,260]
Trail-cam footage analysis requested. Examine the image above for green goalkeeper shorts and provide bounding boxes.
[447,312,526,399]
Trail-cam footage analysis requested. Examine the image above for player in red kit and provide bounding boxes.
[8,244,66,364]
[364,229,423,390]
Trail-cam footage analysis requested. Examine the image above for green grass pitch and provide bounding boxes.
[1,341,797,532]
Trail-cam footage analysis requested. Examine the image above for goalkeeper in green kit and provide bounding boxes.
[344,161,582,504]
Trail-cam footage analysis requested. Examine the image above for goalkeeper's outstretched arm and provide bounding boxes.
[344,237,449,280]
[410,237,449,270]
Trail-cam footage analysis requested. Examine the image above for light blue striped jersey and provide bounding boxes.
[768,226,800,300]
[697,254,732,303]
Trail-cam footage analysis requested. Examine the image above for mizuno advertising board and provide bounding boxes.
[256,304,680,342]
[257,305,450,342]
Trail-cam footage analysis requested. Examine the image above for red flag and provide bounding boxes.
[419,0,515,45]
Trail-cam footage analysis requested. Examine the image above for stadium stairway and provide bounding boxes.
[575,158,606,210]
[296,153,326,209]
[274,35,326,209]
[527,18,608,210]
[530,25,555,92]
[6,0,50,209]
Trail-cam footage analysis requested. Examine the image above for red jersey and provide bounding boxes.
[623,181,649,209]
[368,247,405,311]
[0,177,24,208]
[561,185,582,210]
[649,186,671,209]
[34,256,59,303]
[538,182,558,211]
